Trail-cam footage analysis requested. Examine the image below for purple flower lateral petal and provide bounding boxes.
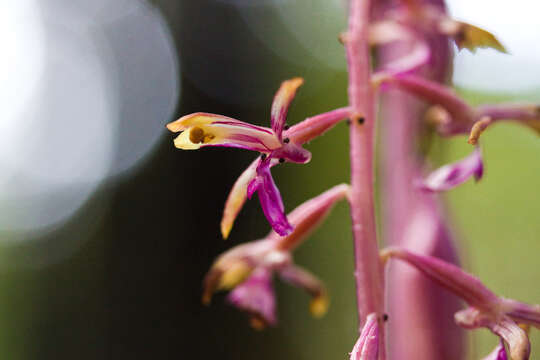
[249,160,293,236]
[420,147,483,192]
[227,268,277,329]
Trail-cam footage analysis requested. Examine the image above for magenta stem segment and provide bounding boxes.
[345,0,385,356]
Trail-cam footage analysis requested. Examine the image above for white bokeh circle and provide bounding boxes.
[0,0,179,240]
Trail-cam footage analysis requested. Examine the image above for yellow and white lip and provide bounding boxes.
[221,160,258,240]
[167,112,282,151]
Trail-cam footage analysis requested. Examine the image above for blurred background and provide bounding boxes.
[0,0,538,358]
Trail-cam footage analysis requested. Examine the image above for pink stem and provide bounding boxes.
[345,0,385,357]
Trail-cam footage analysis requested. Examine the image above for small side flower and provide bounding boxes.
[419,147,483,192]
[203,185,349,328]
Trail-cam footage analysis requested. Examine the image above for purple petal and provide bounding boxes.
[350,313,379,360]
[420,147,483,192]
[268,184,349,250]
[270,78,304,138]
[278,264,328,317]
[251,160,293,236]
[483,341,507,360]
[227,268,277,328]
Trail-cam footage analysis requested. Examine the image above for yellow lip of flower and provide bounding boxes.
[167,112,282,152]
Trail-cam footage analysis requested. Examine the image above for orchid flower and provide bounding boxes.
[167,78,310,236]
[381,247,539,359]
[220,106,352,239]
[203,184,349,328]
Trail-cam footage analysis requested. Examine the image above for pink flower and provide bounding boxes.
[203,184,349,328]
[382,247,537,359]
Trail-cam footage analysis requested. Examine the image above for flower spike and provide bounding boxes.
[350,313,379,360]
[419,147,483,192]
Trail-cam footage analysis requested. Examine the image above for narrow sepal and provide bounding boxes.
[270,78,304,139]
[278,264,329,318]
[419,147,483,192]
[350,313,379,360]
[285,107,352,145]
[476,104,540,137]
